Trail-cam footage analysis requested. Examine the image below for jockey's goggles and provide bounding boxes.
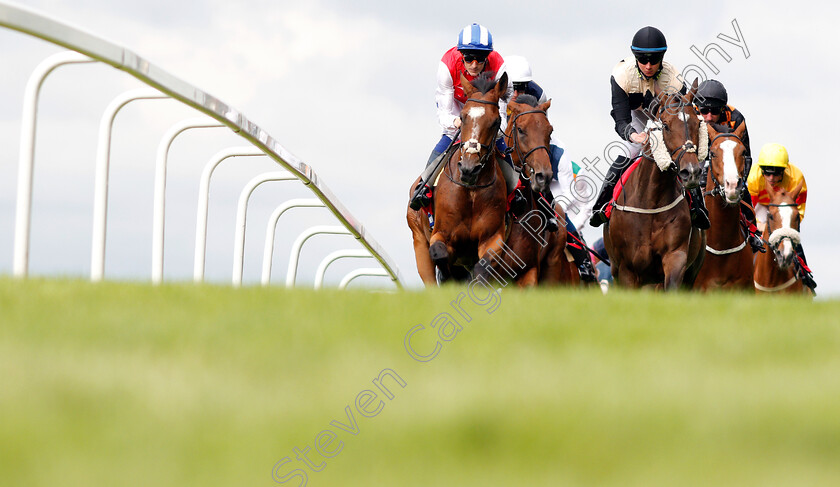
[462,52,488,64]
[698,106,722,115]
[634,52,664,65]
[513,82,529,92]
[761,166,785,176]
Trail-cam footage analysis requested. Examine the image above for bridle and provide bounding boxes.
[647,100,700,174]
[705,132,746,201]
[505,108,551,181]
[766,202,801,258]
[448,97,501,188]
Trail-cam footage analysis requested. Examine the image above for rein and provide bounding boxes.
[506,109,551,181]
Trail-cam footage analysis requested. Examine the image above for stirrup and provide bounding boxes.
[578,263,598,283]
[801,271,817,291]
[691,207,711,230]
[589,207,609,228]
[748,233,766,253]
[510,189,528,218]
[409,182,432,211]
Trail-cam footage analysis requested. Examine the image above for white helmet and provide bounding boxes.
[505,55,533,82]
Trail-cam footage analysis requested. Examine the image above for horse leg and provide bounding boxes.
[662,250,688,291]
[412,235,436,286]
[516,267,539,288]
[473,232,508,284]
[429,240,453,283]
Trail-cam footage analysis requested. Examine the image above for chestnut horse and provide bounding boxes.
[603,84,706,289]
[694,123,754,290]
[406,73,510,284]
[754,183,809,295]
[497,96,573,286]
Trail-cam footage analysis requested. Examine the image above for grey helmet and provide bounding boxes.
[696,80,728,108]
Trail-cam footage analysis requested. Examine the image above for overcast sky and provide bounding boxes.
[1,0,838,294]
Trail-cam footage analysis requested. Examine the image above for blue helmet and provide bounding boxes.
[457,23,494,52]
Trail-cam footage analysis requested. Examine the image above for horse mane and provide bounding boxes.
[710,122,732,134]
[514,94,539,107]
[471,73,500,95]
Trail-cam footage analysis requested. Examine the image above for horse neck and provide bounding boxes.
[626,156,681,205]
[756,224,796,283]
[704,194,742,246]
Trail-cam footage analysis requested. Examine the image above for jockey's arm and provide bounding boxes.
[610,76,635,141]
[434,61,460,138]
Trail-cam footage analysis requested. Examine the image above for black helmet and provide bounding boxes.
[696,80,728,108]
[631,26,667,55]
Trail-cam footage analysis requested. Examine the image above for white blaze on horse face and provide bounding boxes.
[464,106,486,154]
[778,205,795,258]
[677,111,689,123]
[720,140,740,202]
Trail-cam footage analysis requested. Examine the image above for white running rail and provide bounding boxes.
[0,2,403,289]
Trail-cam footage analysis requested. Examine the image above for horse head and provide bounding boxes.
[644,80,704,189]
[505,94,553,193]
[707,122,748,205]
[457,72,508,185]
[765,181,804,270]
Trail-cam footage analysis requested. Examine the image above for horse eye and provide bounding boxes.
[517,127,525,135]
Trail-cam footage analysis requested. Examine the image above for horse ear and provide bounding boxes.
[538,99,552,113]
[685,79,699,104]
[494,72,509,100]
[733,121,747,140]
[461,73,476,97]
[508,100,522,117]
[706,122,719,139]
[645,96,660,118]
[764,180,777,200]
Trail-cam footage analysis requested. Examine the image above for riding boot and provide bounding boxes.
[409,150,448,210]
[537,187,560,233]
[687,185,711,230]
[739,200,766,253]
[589,155,633,227]
[567,238,598,283]
[794,244,817,291]
[497,154,528,217]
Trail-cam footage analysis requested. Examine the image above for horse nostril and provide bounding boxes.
[535,173,546,185]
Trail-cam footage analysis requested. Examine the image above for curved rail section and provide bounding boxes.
[0,2,402,288]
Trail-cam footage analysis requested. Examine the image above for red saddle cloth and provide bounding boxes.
[604,157,643,220]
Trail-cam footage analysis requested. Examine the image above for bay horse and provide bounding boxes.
[498,96,572,286]
[753,182,809,295]
[694,122,754,290]
[603,84,706,290]
[406,72,510,284]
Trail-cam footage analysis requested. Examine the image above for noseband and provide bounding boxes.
[506,109,551,181]
[647,100,706,174]
[766,202,801,259]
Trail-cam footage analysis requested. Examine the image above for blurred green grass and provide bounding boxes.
[1,278,839,486]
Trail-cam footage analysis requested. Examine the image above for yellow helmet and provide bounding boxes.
[757,143,789,169]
